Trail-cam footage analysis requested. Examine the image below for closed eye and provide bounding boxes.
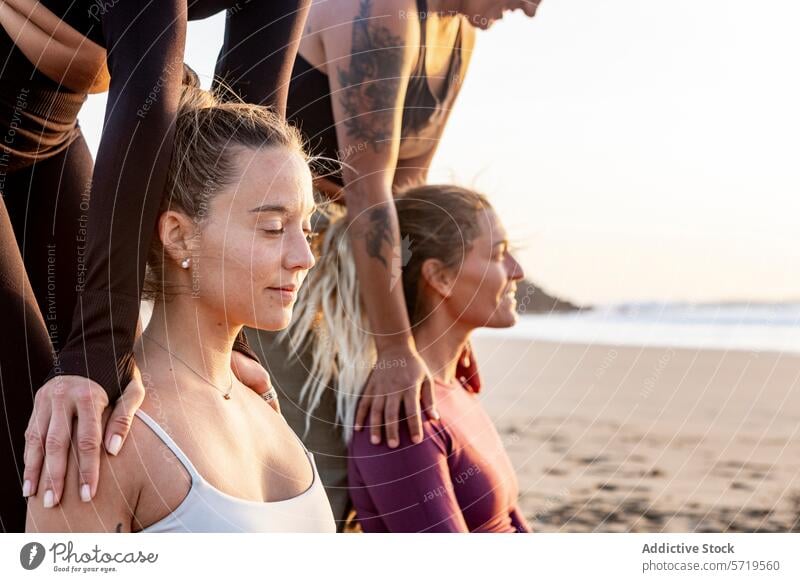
[263,228,318,244]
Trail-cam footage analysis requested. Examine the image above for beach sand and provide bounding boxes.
[471,336,800,532]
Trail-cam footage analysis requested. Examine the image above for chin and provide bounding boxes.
[485,306,519,328]
[251,310,293,332]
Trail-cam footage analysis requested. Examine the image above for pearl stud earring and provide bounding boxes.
[181,258,191,269]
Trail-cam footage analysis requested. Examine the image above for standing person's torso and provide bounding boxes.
[287,0,475,191]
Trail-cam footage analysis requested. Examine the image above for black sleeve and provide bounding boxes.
[47,2,188,400]
[213,0,311,115]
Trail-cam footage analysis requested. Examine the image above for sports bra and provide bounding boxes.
[133,410,336,533]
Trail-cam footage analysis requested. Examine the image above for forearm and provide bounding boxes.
[214,0,311,115]
[50,3,187,400]
[344,178,414,352]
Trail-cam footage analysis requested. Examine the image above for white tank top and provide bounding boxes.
[134,410,336,533]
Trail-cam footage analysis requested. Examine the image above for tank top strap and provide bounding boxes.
[404,0,430,108]
[278,414,312,456]
[417,0,428,33]
[134,410,203,482]
[414,0,429,75]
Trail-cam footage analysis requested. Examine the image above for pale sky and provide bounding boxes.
[80,0,800,305]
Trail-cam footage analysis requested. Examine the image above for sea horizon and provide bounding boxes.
[477,301,800,355]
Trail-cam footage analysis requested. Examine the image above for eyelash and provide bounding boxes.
[262,228,319,244]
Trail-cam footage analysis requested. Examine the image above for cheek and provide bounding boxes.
[195,230,281,312]
[449,262,506,320]
[471,262,507,302]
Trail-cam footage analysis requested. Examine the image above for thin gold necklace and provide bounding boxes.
[143,333,234,400]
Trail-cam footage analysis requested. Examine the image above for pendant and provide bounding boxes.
[223,393,231,400]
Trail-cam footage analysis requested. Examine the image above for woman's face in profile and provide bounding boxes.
[443,208,525,329]
[190,146,317,331]
[459,0,541,30]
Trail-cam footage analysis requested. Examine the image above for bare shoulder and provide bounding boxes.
[25,410,144,533]
[125,399,193,531]
[315,0,418,23]
[316,0,420,51]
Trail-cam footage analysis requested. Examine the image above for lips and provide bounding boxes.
[267,284,298,304]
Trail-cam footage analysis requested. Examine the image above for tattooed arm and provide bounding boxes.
[318,0,438,447]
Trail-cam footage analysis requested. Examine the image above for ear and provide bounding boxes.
[420,258,456,299]
[157,210,197,265]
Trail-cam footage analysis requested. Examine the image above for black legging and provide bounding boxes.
[0,132,92,531]
[0,0,311,532]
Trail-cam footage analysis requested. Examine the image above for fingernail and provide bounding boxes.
[22,480,31,497]
[354,424,362,431]
[107,434,122,456]
[43,490,54,509]
[412,434,422,444]
[80,484,92,502]
[388,438,399,448]
[431,409,441,420]
[370,435,380,445]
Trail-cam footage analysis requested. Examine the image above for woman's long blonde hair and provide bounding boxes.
[280,185,492,443]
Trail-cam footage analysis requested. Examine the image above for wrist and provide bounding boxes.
[375,333,417,356]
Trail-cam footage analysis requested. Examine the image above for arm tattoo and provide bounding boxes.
[337,0,405,152]
[364,206,393,268]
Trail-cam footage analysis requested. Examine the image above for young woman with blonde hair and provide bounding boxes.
[26,73,334,533]
[284,184,530,532]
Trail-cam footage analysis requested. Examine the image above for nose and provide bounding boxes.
[506,251,525,281]
[284,229,316,272]
[521,0,540,18]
